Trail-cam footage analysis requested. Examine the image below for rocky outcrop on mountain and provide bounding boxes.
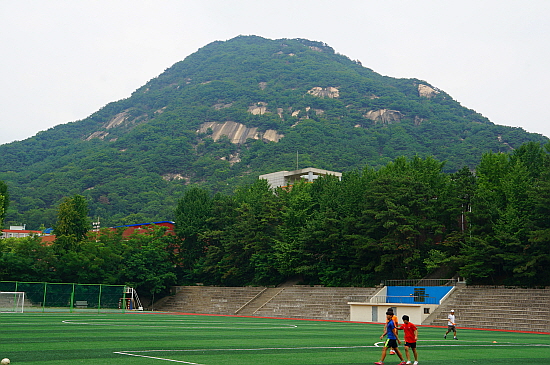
[213,102,233,110]
[307,87,339,98]
[85,109,146,141]
[248,102,268,115]
[86,131,110,141]
[198,121,284,144]
[418,84,439,98]
[364,109,403,124]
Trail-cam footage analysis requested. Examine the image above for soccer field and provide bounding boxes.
[0,312,548,364]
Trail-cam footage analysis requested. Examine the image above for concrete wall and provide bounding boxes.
[349,303,439,324]
[348,286,452,324]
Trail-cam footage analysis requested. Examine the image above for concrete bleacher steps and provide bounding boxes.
[427,286,550,332]
[235,287,283,316]
[157,285,550,332]
[253,286,378,321]
[157,286,377,321]
[159,286,265,315]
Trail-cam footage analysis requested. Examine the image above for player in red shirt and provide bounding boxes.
[398,315,418,365]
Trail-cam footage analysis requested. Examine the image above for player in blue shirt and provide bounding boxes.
[375,311,406,365]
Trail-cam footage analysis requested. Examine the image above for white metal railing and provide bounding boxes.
[382,278,461,287]
[370,295,439,305]
[234,287,268,314]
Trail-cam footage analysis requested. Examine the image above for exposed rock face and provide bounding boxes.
[248,102,268,115]
[364,109,403,124]
[418,84,439,98]
[414,116,424,126]
[220,153,241,165]
[86,131,109,141]
[162,173,187,182]
[85,109,145,140]
[263,129,283,142]
[497,135,514,150]
[104,111,129,129]
[213,102,233,110]
[198,121,283,144]
[307,87,339,98]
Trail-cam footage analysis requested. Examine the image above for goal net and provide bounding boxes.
[0,291,25,313]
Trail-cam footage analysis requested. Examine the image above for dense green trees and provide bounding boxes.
[0,180,8,227]
[174,187,213,272]
[170,142,550,287]
[462,142,550,285]
[0,194,178,297]
[0,224,178,298]
[0,36,547,231]
[53,195,90,250]
[119,226,177,299]
[0,35,549,290]
[1,142,549,292]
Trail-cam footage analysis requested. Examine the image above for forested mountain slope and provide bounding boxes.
[0,35,546,229]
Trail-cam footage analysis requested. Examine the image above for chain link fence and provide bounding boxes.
[0,281,136,313]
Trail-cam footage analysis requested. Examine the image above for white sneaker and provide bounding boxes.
[413,362,418,365]
[406,362,412,364]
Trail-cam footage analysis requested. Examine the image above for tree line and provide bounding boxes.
[1,142,549,298]
[175,141,550,287]
[0,195,176,298]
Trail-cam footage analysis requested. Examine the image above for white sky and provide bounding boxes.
[1,0,549,145]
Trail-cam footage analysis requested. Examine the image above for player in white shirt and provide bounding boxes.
[444,309,458,340]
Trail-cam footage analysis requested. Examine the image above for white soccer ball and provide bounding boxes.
[1,358,10,365]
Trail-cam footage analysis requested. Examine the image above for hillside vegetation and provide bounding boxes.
[1,143,549,289]
[174,142,550,287]
[0,35,546,229]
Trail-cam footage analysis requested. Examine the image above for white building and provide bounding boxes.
[1,225,43,239]
[259,167,342,189]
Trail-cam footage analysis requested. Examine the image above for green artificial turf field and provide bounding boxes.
[0,312,548,364]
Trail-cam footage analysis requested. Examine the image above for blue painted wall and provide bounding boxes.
[386,286,453,304]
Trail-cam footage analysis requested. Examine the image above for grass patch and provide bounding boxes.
[0,312,548,364]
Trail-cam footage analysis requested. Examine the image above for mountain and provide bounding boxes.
[0,35,547,229]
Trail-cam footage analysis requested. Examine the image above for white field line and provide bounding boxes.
[374,341,549,347]
[61,319,297,329]
[115,342,550,362]
[117,346,374,353]
[113,347,374,364]
[114,351,204,364]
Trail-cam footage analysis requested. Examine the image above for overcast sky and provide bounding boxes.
[1,0,549,145]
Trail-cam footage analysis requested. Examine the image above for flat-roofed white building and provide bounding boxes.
[1,225,43,239]
[259,167,342,189]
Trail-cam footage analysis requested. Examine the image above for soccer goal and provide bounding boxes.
[0,291,25,313]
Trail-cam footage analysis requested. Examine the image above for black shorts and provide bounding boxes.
[385,339,398,348]
[448,325,456,331]
[405,342,416,349]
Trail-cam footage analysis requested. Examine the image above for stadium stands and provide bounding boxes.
[159,286,265,315]
[158,286,377,321]
[158,285,550,331]
[252,286,378,320]
[425,286,550,332]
